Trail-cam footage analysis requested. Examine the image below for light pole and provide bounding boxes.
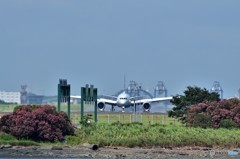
[131,97,137,122]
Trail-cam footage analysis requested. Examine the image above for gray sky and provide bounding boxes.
[0,0,240,98]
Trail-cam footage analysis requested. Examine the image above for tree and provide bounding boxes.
[168,86,220,123]
[0,99,6,104]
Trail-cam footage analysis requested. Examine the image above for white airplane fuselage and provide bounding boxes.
[116,92,132,109]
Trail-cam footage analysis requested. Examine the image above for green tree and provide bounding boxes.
[168,86,220,123]
[0,99,5,104]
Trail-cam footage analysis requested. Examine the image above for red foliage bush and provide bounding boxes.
[0,105,74,141]
[187,98,240,128]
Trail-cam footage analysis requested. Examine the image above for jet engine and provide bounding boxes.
[97,102,105,111]
[142,103,151,112]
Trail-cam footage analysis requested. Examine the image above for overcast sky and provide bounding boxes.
[0,0,240,98]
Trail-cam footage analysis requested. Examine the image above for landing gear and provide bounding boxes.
[111,105,115,112]
[122,106,125,112]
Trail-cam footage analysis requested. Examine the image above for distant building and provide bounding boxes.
[0,91,21,104]
[27,93,44,104]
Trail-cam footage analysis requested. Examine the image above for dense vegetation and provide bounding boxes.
[0,92,239,148]
[0,105,74,141]
[188,98,240,128]
[1,121,240,148]
[0,131,39,146]
[0,99,6,104]
[65,123,240,148]
[168,86,220,123]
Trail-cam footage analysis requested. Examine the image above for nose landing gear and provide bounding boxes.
[122,106,125,112]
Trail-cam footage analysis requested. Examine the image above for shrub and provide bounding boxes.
[0,105,74,141]
[111,121,123,126]
[65,135,80,145]
[111,121,143,127]
[220,119,237,129]
[188,98,240,128]
[13,104,41,112]
[80,114,95,127]
[191,113,212,128]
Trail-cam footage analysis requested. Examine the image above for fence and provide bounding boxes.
[70,113,180,126]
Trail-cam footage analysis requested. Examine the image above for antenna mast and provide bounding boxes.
[124,75,126,90]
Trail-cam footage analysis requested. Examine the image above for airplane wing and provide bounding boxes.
[71,95,117,105]
[98,98,117,105]
[70,95,81,99]
[132,96,173,105]
[99,95,118,99]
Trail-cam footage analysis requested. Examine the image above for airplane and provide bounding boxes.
[71,91,172,112]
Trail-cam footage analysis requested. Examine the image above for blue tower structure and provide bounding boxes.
[210,81,223,100]
[154,81,167,98]
[115,80,153,99]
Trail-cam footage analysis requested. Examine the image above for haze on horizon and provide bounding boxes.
[0,1,240,98]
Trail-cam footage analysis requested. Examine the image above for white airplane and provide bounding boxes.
[71,91,172,112]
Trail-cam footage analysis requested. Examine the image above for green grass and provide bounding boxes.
[97,113,181,125]
[0,104,18,112]
[2,104,239,148]
[2,118,240,148]
[65,124,240,148]
[70,113,182,126]
[0,132,39,146]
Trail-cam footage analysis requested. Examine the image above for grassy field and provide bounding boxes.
[0,104,180,126]
[1,122,240,148]
[2,123,240,148]
[66,124,240,148]
[70,113,181,126]
[0,104,18,112]
[0,132,39,146]
[1,104,240,148]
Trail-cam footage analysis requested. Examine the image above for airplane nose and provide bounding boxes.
[118,100,126,105]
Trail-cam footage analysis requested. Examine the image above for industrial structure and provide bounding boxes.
[114,80,169,100]
[210,81,223,99]
[0,86,44,105]
[20,85,28,104]
[154,81,167,97]
[20,85,44,104]
[114,80,154,99]
[27,93,44,104]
